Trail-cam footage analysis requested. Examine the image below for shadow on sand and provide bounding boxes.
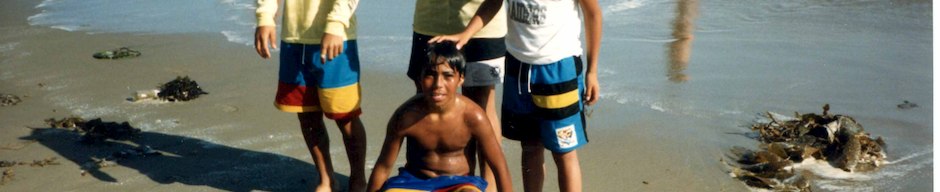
[21,127,346,192]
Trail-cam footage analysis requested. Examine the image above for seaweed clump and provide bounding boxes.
[0,94,21,106]
[157,76,208,102]
[725,104,887,191]
[40,117,161,177]
[1,169,12,186]
[45,117,141,144]
[0,157,60,186]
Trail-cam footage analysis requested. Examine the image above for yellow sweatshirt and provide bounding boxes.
[256,0,358,44]
[413,0,506,38]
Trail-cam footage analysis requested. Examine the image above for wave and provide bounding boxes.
[49,25,81,32]
[808,147,932,191]
[221,30,253,46]
[28,0,258,45]
[35,0,59,8]
[604,0,647,15]
[0,42,19,53]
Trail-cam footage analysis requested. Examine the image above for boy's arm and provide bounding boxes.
[468,111,513,192]
[321,0,359,62]
[254,0,280,59]
[427,0,503,49]
[367,110,406,192]
[580,0,603,106]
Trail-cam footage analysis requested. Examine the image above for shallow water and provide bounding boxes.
[591,0,932,190]
[21,0,934,191]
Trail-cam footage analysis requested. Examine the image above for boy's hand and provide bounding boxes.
[254,26,277,59]
[428,32,472,49]
[320,33,344,63]
[584,72,600,105]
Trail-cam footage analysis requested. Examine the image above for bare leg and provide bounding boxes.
[335,117,367,192]
[463,86,502,192]
[552,150,582,192]
[521,140,545,192]
[298,112,336,192]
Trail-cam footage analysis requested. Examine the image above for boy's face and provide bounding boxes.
[420,57,463,108]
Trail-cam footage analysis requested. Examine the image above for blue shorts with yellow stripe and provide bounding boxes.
[502,54,588,153]
[275,41,362,120]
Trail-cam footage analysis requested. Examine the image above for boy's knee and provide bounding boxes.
[521,141,543,151]
[333,115,358,124]
[552,150,579,162]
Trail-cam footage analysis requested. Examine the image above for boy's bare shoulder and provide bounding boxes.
[396,95,425,114]
[390,95,425,131]
[457,95,488,124]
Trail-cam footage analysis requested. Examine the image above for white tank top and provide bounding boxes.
[506,0,583,65]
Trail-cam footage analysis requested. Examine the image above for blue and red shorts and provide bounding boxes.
[381,168,487,192]
[275,41,362,120]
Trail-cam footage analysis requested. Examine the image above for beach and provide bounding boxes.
[0,0,933,191]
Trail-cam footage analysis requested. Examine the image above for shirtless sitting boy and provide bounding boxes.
[367,41,512,192]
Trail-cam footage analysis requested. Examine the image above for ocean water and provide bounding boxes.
[24,0,933,191]
[28,0,258,44]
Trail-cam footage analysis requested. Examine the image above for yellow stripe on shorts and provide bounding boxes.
[273,102,322,113]
[531,89,579,109]
[318,83,361,114]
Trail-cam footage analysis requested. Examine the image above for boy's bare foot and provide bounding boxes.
[314,184,331,192]
[315,180,339,192]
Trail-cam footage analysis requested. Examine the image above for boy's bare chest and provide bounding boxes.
[407,120,472,152]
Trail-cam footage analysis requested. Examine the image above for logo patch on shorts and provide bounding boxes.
[555,124,577,148]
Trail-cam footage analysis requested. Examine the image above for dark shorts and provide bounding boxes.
[407,32,505,87]
[501,54,588,153]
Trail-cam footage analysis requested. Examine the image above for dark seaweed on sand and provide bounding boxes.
[158,76,208,102]
[725,104,887,191]
[45,117,141,144]
[0,94,21,106]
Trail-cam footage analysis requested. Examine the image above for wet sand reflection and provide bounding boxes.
[667,0,698,83]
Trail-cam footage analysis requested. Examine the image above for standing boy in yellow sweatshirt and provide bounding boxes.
[254,0,366,191]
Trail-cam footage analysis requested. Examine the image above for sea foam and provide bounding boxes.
[605,0,646,14]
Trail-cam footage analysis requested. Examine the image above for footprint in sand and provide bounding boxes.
[217,104,239,113]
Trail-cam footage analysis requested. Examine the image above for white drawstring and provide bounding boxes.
[526,66,532,93]
[517,64,523,95]
[301,44,306,65]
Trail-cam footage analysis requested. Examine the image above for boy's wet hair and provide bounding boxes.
[425,41,465,76]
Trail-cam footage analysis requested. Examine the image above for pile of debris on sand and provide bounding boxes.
[1,157,60,186]
[43,117,161,176]
[45,117,141,144]
[80,145,161,176]
[157,76,208,102]
[0,158,60,168]
[724,104,887,191]
[0,94,21,106]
